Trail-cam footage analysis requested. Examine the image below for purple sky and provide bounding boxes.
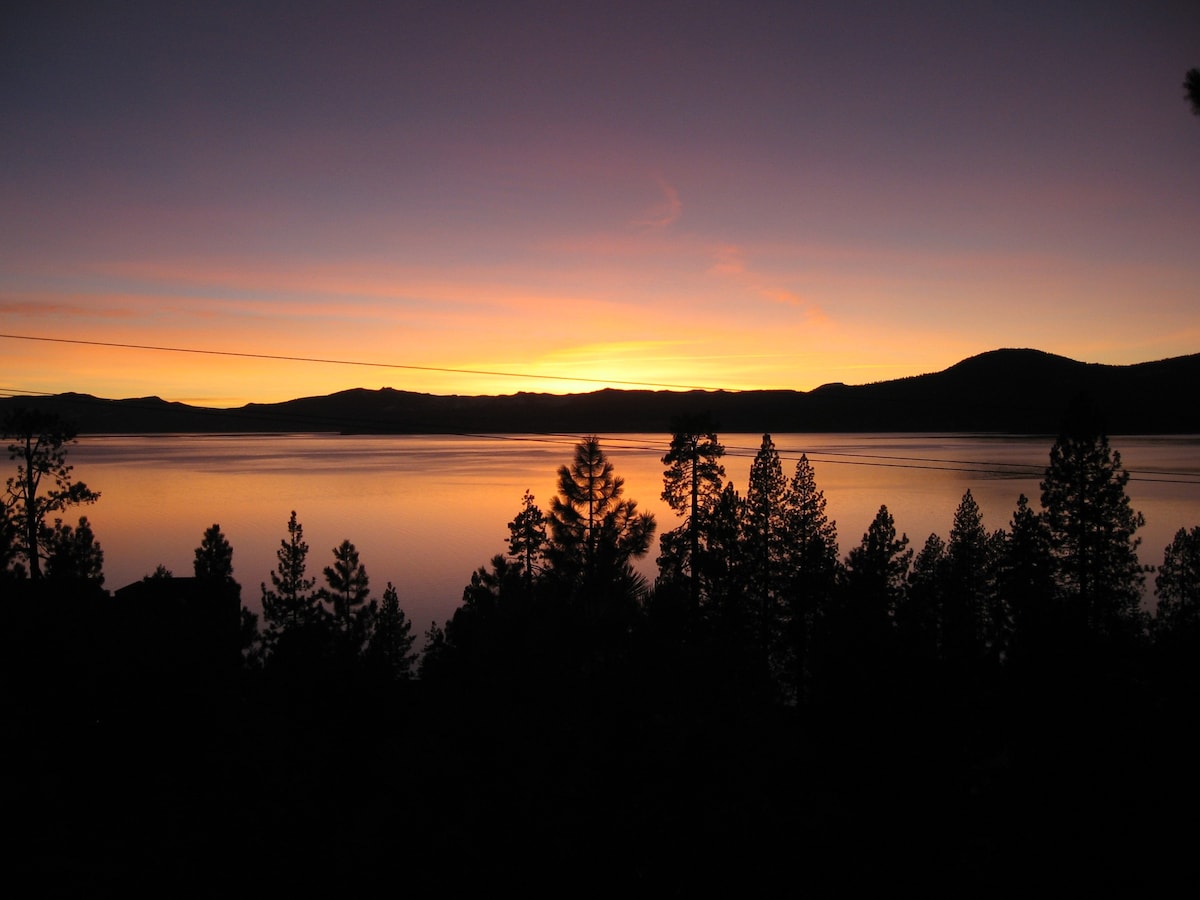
[3,1,1198,404]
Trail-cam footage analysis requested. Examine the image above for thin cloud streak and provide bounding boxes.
[707,244,827,321]
[632,178,683,230]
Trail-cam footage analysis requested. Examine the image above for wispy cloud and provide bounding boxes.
[633,178,682,230]
[707,244,828,322]
[756,288,829,322]
[1,294,146,319]
[708,245,745,277]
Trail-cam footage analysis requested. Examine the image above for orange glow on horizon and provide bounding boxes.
[3,4,1197,410]
[2,323,1060,407]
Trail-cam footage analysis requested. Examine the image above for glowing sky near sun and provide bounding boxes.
[2,1,1198,406]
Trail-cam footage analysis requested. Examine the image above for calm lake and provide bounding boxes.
[68,432,1200,630]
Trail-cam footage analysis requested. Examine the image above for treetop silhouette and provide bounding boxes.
[546,435,656,602]
[3,409,99,579]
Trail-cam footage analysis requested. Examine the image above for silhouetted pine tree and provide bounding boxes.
[0,501,18,579]
[834,505,911,697]
[261,511,319,639]
[507,489,547,591]
[742,434,788,672]
[419,621,450,681]
[546,435,655,618]
[194,524,259,671]
[3,410,99,579]
[1154,526,1200,636]
[319,539,375,657]
[781,453,839,703]
[43,515,104,585]
[942,490,995,667]
[195,523,235,582]
[700,483,746,618]
[1040,405,1147,644]
[658,416,726,613]
[997,493,1056,662]
[901,532,946,664]
[984,527,1012,661]
[366,582,416,681]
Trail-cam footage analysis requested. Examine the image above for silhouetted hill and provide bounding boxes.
[5,349,1199,434]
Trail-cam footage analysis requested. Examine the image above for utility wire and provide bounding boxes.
[572,434,1200,486]
[4,348,1195,489]
[0,333,738,393]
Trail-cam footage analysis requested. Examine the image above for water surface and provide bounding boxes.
[69,432,1200,629]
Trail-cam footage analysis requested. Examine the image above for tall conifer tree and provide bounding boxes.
[507,489,547,591]
[547,435,655,605]
[3,410,99,579]
[842,505,912,640]
[1154,526,1200,636]
[782,454,839,700]
[44,515,104,584]
[660,417,726,611]
[942,490,993,664]
[321,539,372,637]
[195,523,238,596]
[997,493,1056,658]
[1040,406,1146,641]
[742,434,788,660]
[367,582,416,680]
[261,510,318,642]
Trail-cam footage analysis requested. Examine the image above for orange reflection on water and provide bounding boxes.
[69,433,1200,631]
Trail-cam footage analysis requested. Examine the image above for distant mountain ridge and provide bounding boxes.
[5,349,1199,434]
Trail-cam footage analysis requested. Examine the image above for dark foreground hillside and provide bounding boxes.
[6,375,1200,893]
[6,348,1200,434]
[6,578,1200,894]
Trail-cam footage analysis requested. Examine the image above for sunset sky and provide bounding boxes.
[3,1,1198,406]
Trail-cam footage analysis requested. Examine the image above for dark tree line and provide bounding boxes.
[419,412,1187,707]
[6,406,1199,690]
[401,415,1200,887]
[239,515,417,685]
[7,407,1200,890]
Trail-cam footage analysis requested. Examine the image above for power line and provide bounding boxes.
[585,434,1200,486]
[0,332,738,393]
[387,431,1200,486]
